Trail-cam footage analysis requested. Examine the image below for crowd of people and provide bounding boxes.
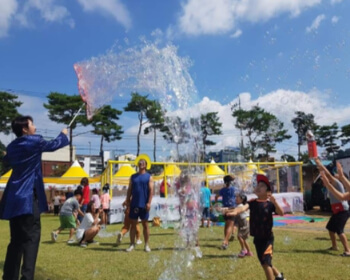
[50,178,111,246]
[2,115,350,280]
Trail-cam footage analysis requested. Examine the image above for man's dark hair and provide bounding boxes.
[239,193,248,205]
[11,116,33,137]
[86,201,94,213]
[223,175,234,184]
[102,183,109,192]
[74,189,83,196]
[80,177,89,186]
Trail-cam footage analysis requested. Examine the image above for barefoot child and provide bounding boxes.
[100,184,111,229]
[225,175,286,280]
[116,200,142,245]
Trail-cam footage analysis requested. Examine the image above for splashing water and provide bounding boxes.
[97,228,116,238]
[284,235,292,245]
[74,41,197,119]
[74,39,205,280]
[149,255,160,268]
[212,202,223,217]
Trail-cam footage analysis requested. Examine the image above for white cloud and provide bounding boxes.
[165,89,350,157]
[27,0,71,23]
[178,0,235,35]
[230,29,242,38]
[306,14,326,33]
[15,0,74,29]
[331,16,339,24]
[77,0,131,30]
[0,0,18,38]
[177,0,321,36]
[1,0,132,39]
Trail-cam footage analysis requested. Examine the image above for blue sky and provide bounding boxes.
[1,0,350,160]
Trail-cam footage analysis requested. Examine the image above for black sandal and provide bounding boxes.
[340,252,350,257]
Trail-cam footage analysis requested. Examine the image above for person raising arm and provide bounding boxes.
[316,159,350,256]
[334,162,350,193]
[320,171,350,201]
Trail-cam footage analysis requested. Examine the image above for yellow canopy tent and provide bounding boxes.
[202,159,225,188]
[234,159,265,182]
[1,162,100,188]
[44,160,100,185]
[1,169,12,178]
[113,165,136,186]
[206,159,225,176]
[62,160,89,177]
[163,164,181,176]
[0,169,12,185]
[153,164,182,181]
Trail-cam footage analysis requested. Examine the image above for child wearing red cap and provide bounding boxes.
[225,174,286,280]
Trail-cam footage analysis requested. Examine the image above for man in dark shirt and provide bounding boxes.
[125,159,153,253]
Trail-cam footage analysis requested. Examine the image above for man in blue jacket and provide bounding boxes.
[0,115,69,280]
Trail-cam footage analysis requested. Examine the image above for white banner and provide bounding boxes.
[108,192,303,224]
[109,196,181,224]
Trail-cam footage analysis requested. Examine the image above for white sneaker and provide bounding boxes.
[144,245,151,252]
[67,239,75,244]
[51,231,57,242]
[126,244,135,252]
[116,233,122,245]
[136,239,143,245]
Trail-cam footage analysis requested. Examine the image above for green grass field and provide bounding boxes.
[0,214,349,280]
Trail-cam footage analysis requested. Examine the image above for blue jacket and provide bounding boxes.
[0,132,69,220]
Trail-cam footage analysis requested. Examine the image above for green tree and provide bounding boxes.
[233,106,261,160]
[90,105,123,170]
[124,93,153,156]
[0,91,22,174]
[44,92,86,163]
[258,118,291,158]
[190,112,222,161]
[340,124,350,147]
[0,91,22,134]
[299,151,311,163]
[291,111,318,161]
[51,164,69,177]
[232,106,290,160]
[280,154,296,162]
[161,116,190,160]
[315,123,340,159]
[0,141,9,175]
[144,100,164,162]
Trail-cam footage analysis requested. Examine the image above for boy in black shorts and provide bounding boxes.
[225,175,286,280]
